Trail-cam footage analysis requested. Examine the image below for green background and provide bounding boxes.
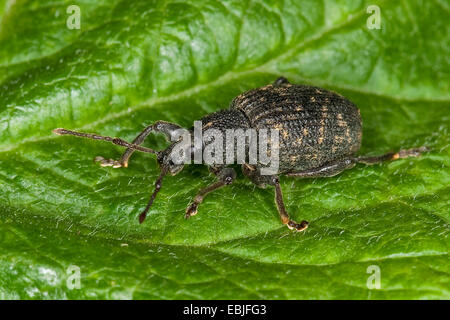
[0,0,448,299]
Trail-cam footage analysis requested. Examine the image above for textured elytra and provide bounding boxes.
[230,82,362,172]
[196,81,362,172]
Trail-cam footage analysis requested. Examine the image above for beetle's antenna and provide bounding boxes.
[138,166,168,224]
[53,128,157,154]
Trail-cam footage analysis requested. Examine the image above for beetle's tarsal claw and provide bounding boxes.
[185,203,198,219]
[394,146,430,159]
[94,156,123,168]
[287,220,309,232]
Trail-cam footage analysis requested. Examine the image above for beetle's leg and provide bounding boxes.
[286,146,429,178]
[118,121,181,167]
[95,121,182,168]
[273,177,309,232]
[286,159,356,178]
[273,77,290,86]
[185,167,236,218]
[354,146,429,165]
[242,165,309,231]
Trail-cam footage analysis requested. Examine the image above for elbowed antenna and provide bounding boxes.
[53,128,158,154]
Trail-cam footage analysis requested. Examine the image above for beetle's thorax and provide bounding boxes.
[195,109,251,133]
[185,109,254,166]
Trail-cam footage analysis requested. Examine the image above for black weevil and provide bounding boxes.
[54,77,428,231]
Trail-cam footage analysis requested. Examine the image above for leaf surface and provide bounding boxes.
[0,0,449,299]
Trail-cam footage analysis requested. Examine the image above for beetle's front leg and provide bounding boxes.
[95,121,182,168]
[185,167,236,219]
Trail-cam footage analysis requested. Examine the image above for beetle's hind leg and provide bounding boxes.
[354,146,429,165]
[286,146,430,178]
[269,146,428,231]
[95,121,182,168]
[185,167,236,218]
[286,159,356,178]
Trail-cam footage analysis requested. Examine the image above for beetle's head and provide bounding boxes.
[156,142,186,176]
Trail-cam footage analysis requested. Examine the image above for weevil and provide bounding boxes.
[53,77,428,231]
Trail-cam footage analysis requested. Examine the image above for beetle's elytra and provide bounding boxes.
[54,77,428,231]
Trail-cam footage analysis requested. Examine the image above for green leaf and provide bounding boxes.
[0,0,449,299]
